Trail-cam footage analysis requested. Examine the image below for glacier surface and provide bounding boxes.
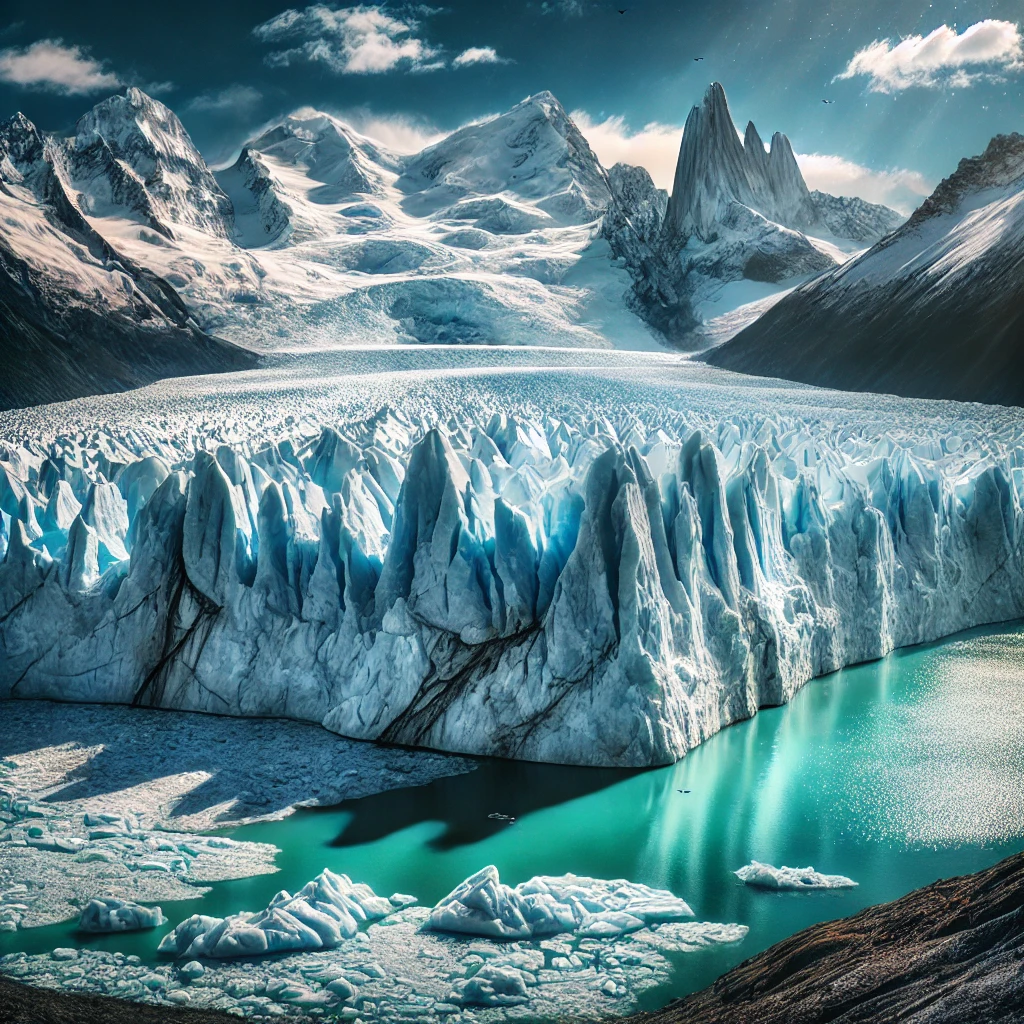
[0,348,1022,767]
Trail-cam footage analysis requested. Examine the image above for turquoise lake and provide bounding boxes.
[5,621,1024,1012]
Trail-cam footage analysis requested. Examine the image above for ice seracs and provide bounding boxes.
[734,861,858,890]
[1,348,1023,767]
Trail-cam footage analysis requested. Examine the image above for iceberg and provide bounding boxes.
[157,870,405,958]
[78,898,167,933]
[734,861,858,890]
[426,866,693,940]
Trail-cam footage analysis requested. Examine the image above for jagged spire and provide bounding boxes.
[664,82,812,241]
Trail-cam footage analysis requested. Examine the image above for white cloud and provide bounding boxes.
[346,111,447,152]
[836,20,1023,92]
[571,108,930,214]
[452,46,506,68]
[571,110,682,190]
[187,85,263,115]
[541,0,588,15]
[0,38,120,94]
[796,153,932,214]
[253,4,442,74]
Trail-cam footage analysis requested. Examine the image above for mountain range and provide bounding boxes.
[709,131,1024,406]
[0,82,908,410]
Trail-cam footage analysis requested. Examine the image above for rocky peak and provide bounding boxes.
[69,88,232,238]
[0,112,46,179]
[665,82,814,241]
[905,132,1024,229]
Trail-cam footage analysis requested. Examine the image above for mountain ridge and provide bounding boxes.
[707,131,1024,405]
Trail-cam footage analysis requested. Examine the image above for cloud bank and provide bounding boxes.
[836,20,1023,92]
[0,39,121,94]
[253,5,505,74]
[796,153,931,214]
[187,85,263,115]
[571,111,683,189]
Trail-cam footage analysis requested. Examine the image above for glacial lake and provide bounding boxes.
[5,620,1024,1012]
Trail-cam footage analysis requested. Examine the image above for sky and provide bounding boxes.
[1,0,1022,212]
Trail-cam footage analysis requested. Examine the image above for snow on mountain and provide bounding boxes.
[0,110,254,410]
[708,132,1024,405]
[663,83,903,322]
[1,346,1022,767]
[66,87,234,240]
[218,111,403,247]
[397,91,612,226]
[52,90,674,352]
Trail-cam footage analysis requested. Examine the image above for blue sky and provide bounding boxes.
[1,1,1022,211]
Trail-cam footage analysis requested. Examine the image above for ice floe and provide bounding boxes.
[1,867,747,1021]
[427,865,694,940]
[78,897,167,933]
[158,870,406,957]
[734,861,858,890]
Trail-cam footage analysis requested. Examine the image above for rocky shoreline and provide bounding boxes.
[625,851,1024,1024]
[3,853,1023,1023]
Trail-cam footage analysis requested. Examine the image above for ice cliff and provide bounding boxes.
[1,359,1022,768]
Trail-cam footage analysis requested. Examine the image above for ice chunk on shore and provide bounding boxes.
[426,865,693,940]
[78,898,167,933]
[158,869,403,958]
[734,861,858,890]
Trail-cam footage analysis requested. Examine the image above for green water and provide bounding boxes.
[5,622,1024,1010]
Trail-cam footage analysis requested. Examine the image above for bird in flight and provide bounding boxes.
[822,98,834,104]
[694,56,704,61]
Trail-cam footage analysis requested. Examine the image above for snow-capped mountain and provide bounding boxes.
[58,89,680,352]
[67,87,234,240]
[663,83,903,304]
[708,132,1024,406]
[218,111,403,247]
[0,82,915,409]
[0,109,254,410]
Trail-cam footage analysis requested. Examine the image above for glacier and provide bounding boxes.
[0,347,1022,768]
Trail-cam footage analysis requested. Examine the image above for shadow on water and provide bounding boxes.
[323,756,640,850]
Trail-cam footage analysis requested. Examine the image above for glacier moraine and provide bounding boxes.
[0,346,1022,767]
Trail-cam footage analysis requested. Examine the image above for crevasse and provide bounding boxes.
[1,402,1022,767]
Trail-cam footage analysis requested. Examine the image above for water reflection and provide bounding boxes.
[324,758,637,850]
[4,622,1024,1010]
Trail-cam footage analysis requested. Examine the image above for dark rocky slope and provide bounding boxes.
[623,851,1024,1024]
[708,133,1024,406]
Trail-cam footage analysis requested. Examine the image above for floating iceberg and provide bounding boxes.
[426,865,694,940]
[78,898,167,933]
[734,861,858,890]
[158,869,405,958]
